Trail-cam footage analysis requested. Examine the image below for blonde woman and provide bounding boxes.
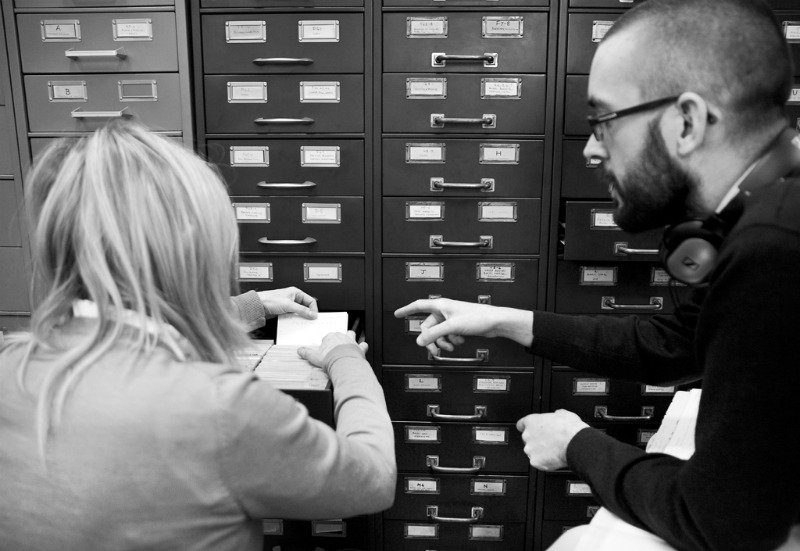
[0,122,395,550]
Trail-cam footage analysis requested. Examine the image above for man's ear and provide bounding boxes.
[673,92,717,156]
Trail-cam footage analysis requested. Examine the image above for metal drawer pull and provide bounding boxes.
[426,455,486,473]
[595,405,655,422]
[252,57,313,65]
[65,48,127,59]
[430,177,494,191]
[429,349,489,364]
[427,404,487,421]
[71,107,131,119]
[430,235,493,249]
[254,117,315,125]
[431,114,496,128]
[257,237,317,245]
[256,181,317,189]
[601,296,663,311]
[426,505,484,524]
[614,242,659,256]
[431,52,497,67]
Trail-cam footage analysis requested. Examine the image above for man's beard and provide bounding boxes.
[600,120,699,233]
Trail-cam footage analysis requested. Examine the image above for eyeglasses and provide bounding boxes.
[587,95,680,142]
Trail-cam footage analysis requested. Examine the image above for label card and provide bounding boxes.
[482,16,524,38]
[784,22,800,42]
[406,477,440,494]
[407,143,445,163]
[642,384,676,395]
[406,262,444,281]
[592,20,614,42]
[231,146,269,167]
[48,81,87,102]
[480,143,519,164]
[406,78,447,99]
[405,316,425,334]
[579,266,617,286]
[233,202,269,222]
[262,520,283,535]
[112,19,153,41]
[590,209,619,229]
[474,427,508,444]
[227,82,267,103]
[476,262,514,282]
[301,146,340,167]
[478,202,516,222]
[299,81,340,103]
[469,525,503,541]
[405,425,441,443]
[573,378,609,396]
[239,263,273,281]
[474,376,510,392]
[567,481,592,496]
[298,20,339,42]
[405,524,439,538]
[407,17,448,38]
[302,203,341,223]
[41,20,81,42]
[650,267,672,286]
[225,21,266,43]
[481,78,521,99]
[471,479,507,495]
[304,263,342,282]
[312,520,345,535]
[790,88,800,103]
[406,201,444,220]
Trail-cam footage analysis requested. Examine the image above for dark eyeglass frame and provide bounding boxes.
[587,95,680,141]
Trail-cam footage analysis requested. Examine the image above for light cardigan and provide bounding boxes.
[0,292,395,550]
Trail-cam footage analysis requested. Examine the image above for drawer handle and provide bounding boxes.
[429,349,489,364]
[426,505,484,524]
[426,455,486,473]
[427,404,487,421]
[65,48,127,59]
[430,177,494,192]
[431,114,496,128]
[431,52,497,67]
[601,296,663,311]
[595,405,655,422]
[257,237,317,245]
[614,242,659,256]
[256,181,317,189]
[430,235,493,249]
[252,57,314,65]
[254,117,315,125]
[71,107,131,119]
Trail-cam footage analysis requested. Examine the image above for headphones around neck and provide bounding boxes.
[659,127,800,286]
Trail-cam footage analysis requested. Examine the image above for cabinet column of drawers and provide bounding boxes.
[190,0,374,549]
[379,1,555,549]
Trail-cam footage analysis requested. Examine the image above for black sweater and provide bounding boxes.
[531,178,800,551]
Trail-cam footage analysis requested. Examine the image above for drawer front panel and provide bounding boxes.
[383,313,534,367]
[383,138,544,198]
[563,201,662,261]
[386,473,529,522]
[382,257,538,310]
[16,0,174,6]
[201,14,364,74]
[235,197,364,253]
[560,139,604,199]
[383,519,526,551]
[564,75,590,136]
[262,517,367,549]
[542,472,599,521]
[383,369,534,422]
[207,139,364,196]
[565,13,621,75]
[554,260,686,315]
[385,0,547,5]
[383,197,541,254]
[17,12,178,73]
[202,0,363,5]
[238,256,365,310]
[24,73,182,133]
[383,74,545,134]
[383,12,547,74]
[0,109,14,176]
[394,422,528,473]
[204,75,364,134]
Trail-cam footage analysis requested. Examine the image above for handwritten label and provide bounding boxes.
[474,428,507,444]
[471,479,506,495]
[298,20,339,42]
[41,20,81,41]
[407,262,444,281]
[480,143,519,164]
[476,262,514,282]
[299,82,340,103]
[470,525,503,540]
[406,478,439,493]
[231,146,269,167]
[483,16,523,38]
[304,263,341,282]
[48,81,87,102]
[225,21,266,43]
[233,203,269,222]
[406,374,441,391]
[405,524,438,538]
[113,19,153,41]
[302,203,340,223]
[482,78,521,99]
[407,143,445,163]
[407,17,447,38]
[580,266,617,286]
[407,78,447,99]
[301,146,339,167]
[227,82,267,103]
[592,20,614,42]
[406,426,440,442]
[239,263,273,281]
[475,377,509,392]
[407,202,444,220]
[574,378,609,395]
[479,202,516,221]
[783,22,800,42]
[568,481,592,496]
[591,209,618,228]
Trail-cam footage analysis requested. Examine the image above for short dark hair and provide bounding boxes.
[603,0,794,133]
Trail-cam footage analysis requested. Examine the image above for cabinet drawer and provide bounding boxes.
[204,75,364,134]
[383,519,526,551]
[385,0,546,5]
[202,0,362,5]
[238,256,365,310]
[563,201,661,261]
[383,12,547,74]
[16,0,173,5]
[383,138,543,198]
[0,247,30,312]
[394,422,528,474]
[17,12,178,74]
[0,109,15,176]
[569,0,643,6]
[201,14,364,74]
[778,17,800,77]
[541,521,587,550]
[386,473,529,522]
[554,261,686,315]
[383,73,545,134]
[565,14,621,74]
[262,517,367,548]
[235,197,363,253]
[542,472,599,521]
[564,75,590,136]
[383,197,540,255]
[207,139,364,197]
[560,139,604,199]
[788,81,800,133]
[24,73,182,133]
[383,312,534,367]
[383,369,534,422]
[382,257,538,310]
[0,180,21,246]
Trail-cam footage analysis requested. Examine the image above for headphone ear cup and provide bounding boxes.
[660,219,724,285]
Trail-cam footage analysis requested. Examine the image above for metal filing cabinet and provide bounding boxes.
[190,1,372,548]
[381,1,554,549]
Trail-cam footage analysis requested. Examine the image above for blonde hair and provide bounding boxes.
[17,121,249,458]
